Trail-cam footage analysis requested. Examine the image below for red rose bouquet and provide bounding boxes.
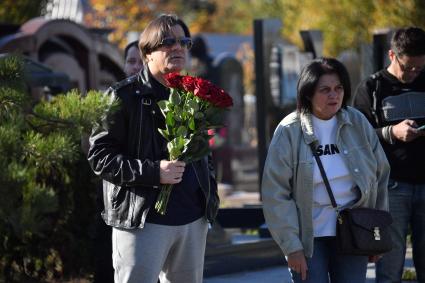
[154,73,233,215]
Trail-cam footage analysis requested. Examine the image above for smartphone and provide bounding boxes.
[416,125,425,131]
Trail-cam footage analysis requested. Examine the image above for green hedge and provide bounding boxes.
[0,55,117,282]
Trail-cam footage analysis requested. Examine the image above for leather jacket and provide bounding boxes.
[88,68,219,229]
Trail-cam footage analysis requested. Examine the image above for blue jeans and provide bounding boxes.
[290,237,368,283]
[376,179,425,283]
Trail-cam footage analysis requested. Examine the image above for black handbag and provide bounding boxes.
[310,143,393,256]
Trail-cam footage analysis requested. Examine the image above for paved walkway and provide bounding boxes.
[204,248,417,283]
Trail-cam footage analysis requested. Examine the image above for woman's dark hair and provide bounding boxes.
[296,57,351,113]
[138,14,190,62]
[124,40,139,60]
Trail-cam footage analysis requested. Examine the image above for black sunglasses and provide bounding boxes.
[159,37,192,49]
[395,55,425,73]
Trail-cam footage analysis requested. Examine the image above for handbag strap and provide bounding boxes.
[309,143,338,209]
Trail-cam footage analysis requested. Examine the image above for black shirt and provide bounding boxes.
[145,74,205,225]
[353,69,425,184]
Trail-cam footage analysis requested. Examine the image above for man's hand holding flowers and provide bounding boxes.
[160,160,186,184]
[154,73,233,215]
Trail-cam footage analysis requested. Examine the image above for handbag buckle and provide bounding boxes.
[374,227,381,240]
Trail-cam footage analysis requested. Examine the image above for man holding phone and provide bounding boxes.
[353,27,425,283]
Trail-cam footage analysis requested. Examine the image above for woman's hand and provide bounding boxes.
[287,250,308,280]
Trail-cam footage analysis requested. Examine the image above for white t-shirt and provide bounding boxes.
[312,115,357,237]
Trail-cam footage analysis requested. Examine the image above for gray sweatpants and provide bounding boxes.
[112,217,208,283]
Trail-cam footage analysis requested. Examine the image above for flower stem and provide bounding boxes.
[154,184,173,215]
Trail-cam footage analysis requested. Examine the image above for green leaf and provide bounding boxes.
[169,89,181,105]
[189,117,196,130]
[169,148,181,160]
[182,136,211,163]
[168,139,182,160]
[158,128,169,139]
[173,105,182,121]
[157,100,168,111]
[184,137,191,148]
[165,112,175,127]
[194,112,204,119]
[187,99,199,112]
[177,136,186,149]
[176,126,187,137]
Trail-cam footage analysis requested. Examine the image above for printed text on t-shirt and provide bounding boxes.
[316,144,340,156]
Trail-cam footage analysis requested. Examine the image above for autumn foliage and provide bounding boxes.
[84,0,425,56]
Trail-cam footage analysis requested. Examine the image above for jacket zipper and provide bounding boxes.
[130,99,143,226]
[137,99,143,158]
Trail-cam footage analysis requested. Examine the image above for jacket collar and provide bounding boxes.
[136,66,155,96]
[136,67,170,101]
[300,107,353,145]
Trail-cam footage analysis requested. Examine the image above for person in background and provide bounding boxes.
[353,26,425,283]
[124,40,143,76]
[262,58,390,283]
[87,14,219,283]
[189,35,216,83]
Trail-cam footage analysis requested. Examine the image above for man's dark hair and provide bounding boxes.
[124,40,139,60]
[297,57,351,113]
[138,14,190,62]
[391,27,425,57]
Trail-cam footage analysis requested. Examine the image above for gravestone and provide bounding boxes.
[358,29,393,83]
[213,54,244,146]
[210,54,244,184]
[300,30,323,58]
[253,19,283,184]
[373,28,393,73]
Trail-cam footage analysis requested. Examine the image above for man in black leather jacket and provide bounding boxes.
[87,14,219,283]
